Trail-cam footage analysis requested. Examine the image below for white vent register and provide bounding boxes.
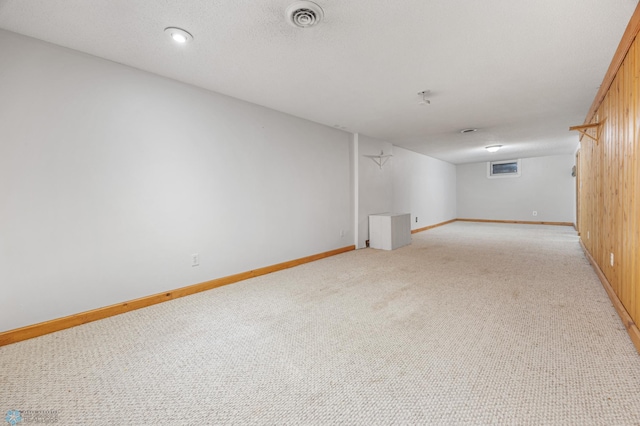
[368,213,411,250]
[285,1,324,28]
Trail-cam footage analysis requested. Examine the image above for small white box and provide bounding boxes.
[369,213,411,250]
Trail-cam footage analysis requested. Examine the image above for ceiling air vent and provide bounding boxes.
[285,1,324,28]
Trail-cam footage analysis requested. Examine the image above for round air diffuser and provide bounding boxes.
[285,1,324,28]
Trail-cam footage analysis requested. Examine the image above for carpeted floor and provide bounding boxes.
[2,222,640,425]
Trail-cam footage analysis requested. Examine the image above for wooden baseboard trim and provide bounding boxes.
[456,218,574,227]
[579,240,640,354]
[411,219,456,234]
[0,245,355,347]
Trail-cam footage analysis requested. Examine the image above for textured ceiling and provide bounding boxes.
[0,0,636,164]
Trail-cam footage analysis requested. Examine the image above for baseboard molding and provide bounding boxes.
[579,240,640,354]
[0,245,355,347]
[411,219,456,234]
[457,218,574,227]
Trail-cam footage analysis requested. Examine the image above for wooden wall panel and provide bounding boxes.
[578,28,640,333]
[622,45,635,321]
[631,38,640,323]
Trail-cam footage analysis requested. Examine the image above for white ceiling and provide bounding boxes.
[0,0,636,164]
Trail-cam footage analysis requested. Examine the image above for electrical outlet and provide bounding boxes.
[192,253,199,267]
[610,253,614,267]
[340,229,345,238]
[532,211,538,217]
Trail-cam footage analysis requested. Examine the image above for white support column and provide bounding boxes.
[352,133,360,248]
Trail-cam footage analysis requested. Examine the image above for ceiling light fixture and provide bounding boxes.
[485,145,502,153]
[164,27,193,44]
[418,90,431,106]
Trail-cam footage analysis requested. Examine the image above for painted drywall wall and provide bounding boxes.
[357,139,457,249]
[0,31,352,332]
[456,155,576,223]
[392,147,457,228]
[357,135,393,248]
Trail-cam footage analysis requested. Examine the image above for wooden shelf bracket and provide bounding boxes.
[569,122,602,144]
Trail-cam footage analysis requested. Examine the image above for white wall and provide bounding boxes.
[392,147,457,228]
[456,155,576,223]
[0,31,353,332]
[0,30,462,333]
[356,138,457,248]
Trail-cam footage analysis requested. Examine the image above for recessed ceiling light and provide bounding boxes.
[164,27,193,44]
[485,145,502,153]
[460,128,477,134]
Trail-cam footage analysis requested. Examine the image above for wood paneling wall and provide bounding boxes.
[577,5,640,348]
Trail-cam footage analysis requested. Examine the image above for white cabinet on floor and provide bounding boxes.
[368,213,411,250]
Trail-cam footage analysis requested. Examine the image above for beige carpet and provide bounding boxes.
[2,222,640,425]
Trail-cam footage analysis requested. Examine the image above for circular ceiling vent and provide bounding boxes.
[285,1,324,28]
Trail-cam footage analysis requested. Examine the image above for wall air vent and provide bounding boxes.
[285,1,324,28]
